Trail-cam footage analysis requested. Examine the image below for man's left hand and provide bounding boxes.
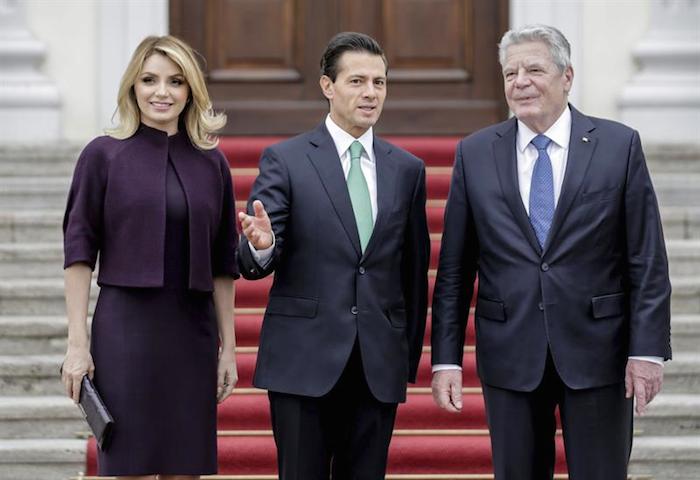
[625,358,663,415]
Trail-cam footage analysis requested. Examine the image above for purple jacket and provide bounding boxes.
[63,124,239,291]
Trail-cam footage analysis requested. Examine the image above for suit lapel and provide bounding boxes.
[542,107,597,255]
[306,124,362,256]
[492,118,543,255]
[361,137,396,261]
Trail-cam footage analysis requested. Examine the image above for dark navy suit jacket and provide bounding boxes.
[432,106,671,391]
[63,124,239,291]
[238,123,430,403]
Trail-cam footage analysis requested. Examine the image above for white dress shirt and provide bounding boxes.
[249,114,378,265]
[324,114,378,221]
[433,107,661,372]
[516,107,571,214]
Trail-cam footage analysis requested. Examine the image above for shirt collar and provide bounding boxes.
[325,114,374,162]
[516,106,572,153]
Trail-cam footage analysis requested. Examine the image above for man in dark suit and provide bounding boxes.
[237,32,430,480]
[431,25,671,479]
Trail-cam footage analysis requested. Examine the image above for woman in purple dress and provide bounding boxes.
[60,35,239,479]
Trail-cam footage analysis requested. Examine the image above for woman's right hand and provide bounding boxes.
[61,346,95,403]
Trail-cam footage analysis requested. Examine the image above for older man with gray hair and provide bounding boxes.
[431,24,671,479]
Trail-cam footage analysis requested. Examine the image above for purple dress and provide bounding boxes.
[63,125,239,475]
[90,157,218,475]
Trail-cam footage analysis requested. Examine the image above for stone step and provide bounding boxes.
[2,239,694,280]
[636,394,700,437]
[0,242,64,278]
[672,315,700,352]
[0,279,98,316]
[0,313,694,360]
[3,171,697,211]
[1,238,682,280]
[660,206,700,240]
[0,316,68,355]
[0,177,70,210]
[0,236,697,278]
[668,240,700,277]
[1,204,699,246]
[645,144,700,174]
[0,437,675,480]
[0,350,697,399]
[0,435,687,480]
[0,438,85,480]
[663,352,700,393]
[629,435,700,480]
[0,141,697,176]
[0,210,63,243]
[0,396,83,439]
[0,272,697,319]
[0,354,65,396]
[0,144,80,177]
[0,312,695,358]
[0,273,697,319]
[671,276,700,315]
[652,173,700,207]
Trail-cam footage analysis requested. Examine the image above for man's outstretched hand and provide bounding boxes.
[238,200,273,250]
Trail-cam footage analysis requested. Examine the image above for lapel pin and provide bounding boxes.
[582,136,590,143]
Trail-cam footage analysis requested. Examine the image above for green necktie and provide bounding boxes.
[347,140,373,252]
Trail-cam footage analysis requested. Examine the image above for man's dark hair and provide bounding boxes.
[320,32,388,81]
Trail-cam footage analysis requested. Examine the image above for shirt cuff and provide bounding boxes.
[248,233,275,267]
[629,356,664,366]
[432,364,463,373]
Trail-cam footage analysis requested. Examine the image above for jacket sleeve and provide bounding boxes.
[431,140,479,367]
[402,163,430,383]
[212,150,241,279]
[238,146,290,280]
[62,140,107,270]
[624,130,672,359]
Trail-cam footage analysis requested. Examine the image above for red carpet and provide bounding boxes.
[85,136,570,477]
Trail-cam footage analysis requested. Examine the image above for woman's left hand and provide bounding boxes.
[217,349,238,403]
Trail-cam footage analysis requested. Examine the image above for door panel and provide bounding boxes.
[170,0,508,135]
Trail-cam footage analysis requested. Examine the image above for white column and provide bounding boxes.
[619,0,700,145]
[0,0,60,143]
[509,0,584,107]
[97,0,168,131]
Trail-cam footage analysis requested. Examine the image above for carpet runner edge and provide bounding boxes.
[74,475,651,480]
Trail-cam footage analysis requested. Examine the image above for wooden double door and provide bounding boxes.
[170,0,509,136]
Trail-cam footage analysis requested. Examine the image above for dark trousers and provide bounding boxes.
[268,342,398,480]
[482,352,633,480]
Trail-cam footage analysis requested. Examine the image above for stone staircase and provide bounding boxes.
[0,144,87,480]
[0,142,698,479]
[629,145,700,480]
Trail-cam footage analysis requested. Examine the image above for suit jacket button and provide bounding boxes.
[541,262,550,272]
[359,266,365,274]
[538,302,544,311]
[351,306,358,315]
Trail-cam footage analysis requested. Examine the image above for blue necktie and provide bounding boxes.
[529,135,554,248]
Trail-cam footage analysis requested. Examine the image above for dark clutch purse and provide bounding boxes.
[78,375,114,450]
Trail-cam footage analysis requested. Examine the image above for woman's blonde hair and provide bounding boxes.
[106,35,226,150]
